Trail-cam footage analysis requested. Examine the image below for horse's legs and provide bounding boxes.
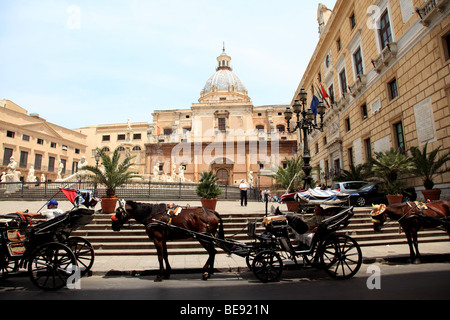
[153,239,165,282]
[404,231,417,263]
[411,230,421,264]
[199,240,217,281]
[162,240,172,279]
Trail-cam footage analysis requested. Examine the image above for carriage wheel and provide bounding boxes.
[252,251,283,283]
[66,237,95,276]
[319,235,362,280]
[246,251,257,271]
[28,243,78,291]
[0,255,19,278]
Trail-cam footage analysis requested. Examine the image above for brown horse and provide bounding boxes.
[371,201,450,263]
[111,200,224,282]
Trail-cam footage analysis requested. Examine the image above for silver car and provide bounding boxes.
[332,181,368,194]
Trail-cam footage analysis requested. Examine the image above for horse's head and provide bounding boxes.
[111,200,132,231]
[371,204,387,232]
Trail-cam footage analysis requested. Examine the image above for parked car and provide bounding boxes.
[348,182,417,207]
[332,181,368,194]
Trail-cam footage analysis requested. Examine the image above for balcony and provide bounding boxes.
[371,42,398,73]
[416,0,450,27]
[349,74,367,97]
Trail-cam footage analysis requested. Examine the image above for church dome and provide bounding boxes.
[202,69,247,94]
[199,47,249,102]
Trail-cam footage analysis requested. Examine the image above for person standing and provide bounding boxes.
[239,179,248,207]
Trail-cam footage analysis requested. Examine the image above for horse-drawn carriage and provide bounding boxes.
[0,188,97,290]
[112,192,363,283]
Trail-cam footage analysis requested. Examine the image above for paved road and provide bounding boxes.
[2,262,449,302]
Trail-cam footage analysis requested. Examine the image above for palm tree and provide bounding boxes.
[370,149,415,194]
[83,148,141,198]
[410,143,450,190]
[268,156,305,193]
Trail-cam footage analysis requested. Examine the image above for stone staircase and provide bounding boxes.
[71,207,449,256]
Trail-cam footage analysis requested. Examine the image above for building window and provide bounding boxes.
[218,118,226,132]
[37,138,44,145]
[361,104,368,120]
[48,157,55,172]
[353,47,364,76]
[350,12,356,30]
[34,154,42,170]
[394,122,405,152]
[102,135,110,142]
[364,138,372,161]
[388,78,398,100]
[163,129,173,136]
[348,147,354,167]
[337,38,342,52]
[75,148,80,154]
[3,148,13,166]
[51,142,57,148]
[117,134,126,141]
[442,32,450,61]
[22,134,30,142]
[379,10,392,50]
[6,131,15,138]
[133,133,141,140]
[132,146,142,151]
[345,117,351,132]
[19,151,28,169]
[276,125,285,132]
[328,84,335,104]
[339,69,348,95]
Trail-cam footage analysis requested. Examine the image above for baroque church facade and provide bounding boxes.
[145,48,298,187]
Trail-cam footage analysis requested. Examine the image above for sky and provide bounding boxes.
[0,0,337,129]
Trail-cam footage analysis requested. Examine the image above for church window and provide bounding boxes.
[218,118,226,132]
[3,148,13,166]
[164,128,173,136]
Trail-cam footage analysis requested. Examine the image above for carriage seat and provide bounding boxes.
[320,207,354,231]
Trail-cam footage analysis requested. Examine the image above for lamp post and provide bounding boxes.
[94,151,101,197]
[284,88,326,190]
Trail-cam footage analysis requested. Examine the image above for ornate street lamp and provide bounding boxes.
[284,89,326,190]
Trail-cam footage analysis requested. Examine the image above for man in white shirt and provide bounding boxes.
[239,179,248,207]
[40,200,65,221]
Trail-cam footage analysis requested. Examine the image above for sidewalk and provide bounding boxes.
[91,242,450,276]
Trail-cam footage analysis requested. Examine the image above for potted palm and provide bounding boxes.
[196,171,222,211]
[410,143,450,201]
[84,148,141,213]
[370,149,415,204]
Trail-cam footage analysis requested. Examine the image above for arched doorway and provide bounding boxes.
[216,168,229,185]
